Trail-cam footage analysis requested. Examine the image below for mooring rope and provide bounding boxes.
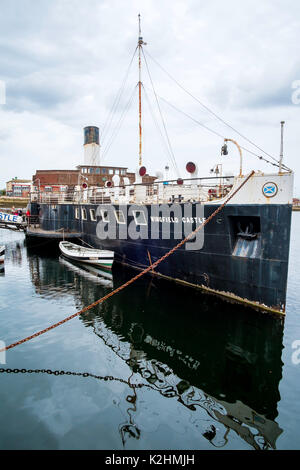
[0,171,254,353]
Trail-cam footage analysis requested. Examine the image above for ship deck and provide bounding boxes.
[26,226,82,239]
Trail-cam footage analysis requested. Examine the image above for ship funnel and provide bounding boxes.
[84,126,100,166]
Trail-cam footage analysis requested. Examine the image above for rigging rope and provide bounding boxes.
[142,84,178,168]
[101,85,138,160]
[158,95,290,171]
[144,50,291,171]
[101,46,138,146]
[0,170,255,354]
[141,49,180,177]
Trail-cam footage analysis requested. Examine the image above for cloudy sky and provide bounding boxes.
[0,0,300,194]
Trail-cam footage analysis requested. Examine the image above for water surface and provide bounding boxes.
[0,214,300,450]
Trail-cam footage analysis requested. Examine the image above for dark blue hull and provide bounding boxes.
[28,202,292,313]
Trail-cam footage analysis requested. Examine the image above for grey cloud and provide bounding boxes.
[6,75,75,112]
[0,0,300,191]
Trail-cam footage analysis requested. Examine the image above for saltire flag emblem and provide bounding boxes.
[262,182,278,197]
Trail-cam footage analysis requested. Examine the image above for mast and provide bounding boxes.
[279,120,285,174]
[138,14,146,167]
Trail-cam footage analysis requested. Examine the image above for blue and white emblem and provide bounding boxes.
[262,182,278,198]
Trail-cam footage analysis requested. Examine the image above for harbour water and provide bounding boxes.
[0,214,300,450]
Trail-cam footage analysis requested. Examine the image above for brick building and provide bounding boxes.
[32,126,157,192]
[6,179,31,197]
[32,165,156,192]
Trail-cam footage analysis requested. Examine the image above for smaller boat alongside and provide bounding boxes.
[59,241,114,270]
[0,245,5,264]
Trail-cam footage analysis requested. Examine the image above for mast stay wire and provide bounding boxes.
[144,50,291,171]
[141,48,180,177]
[101,46,138,147]
[101,85,138,161]
[158,95,287,170]
[142,84,178,171]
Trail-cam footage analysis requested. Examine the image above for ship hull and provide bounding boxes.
[28,201,292,314]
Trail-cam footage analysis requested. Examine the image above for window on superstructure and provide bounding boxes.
[100,209,109,222]
[109,169,114,175]
[115,169,119,175]
[102,168,107,174]
[89,168,94,174]
[132,210,147,226]
[90,209,96,221]
[81,208,87,220]
[75,207,79,219]
[95,168,100,174]
[115,210,125,224]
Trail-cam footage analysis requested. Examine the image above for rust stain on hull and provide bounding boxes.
[120,261,285,317]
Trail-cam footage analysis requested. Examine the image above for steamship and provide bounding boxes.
[27,19,294,315]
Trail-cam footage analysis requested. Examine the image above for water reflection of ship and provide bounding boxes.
[11,242,23,266]
[27,250,284,450]
[27,248,113,296]
[0,240,23,267]
[83,266,284,450]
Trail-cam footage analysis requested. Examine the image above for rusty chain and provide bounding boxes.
[0,171,255,353]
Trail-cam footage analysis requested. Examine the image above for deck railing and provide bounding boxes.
[30,176,235,205]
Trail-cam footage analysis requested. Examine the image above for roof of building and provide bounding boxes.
[34,170,78,173]
[76,165,129,169]
[6,179,31,184]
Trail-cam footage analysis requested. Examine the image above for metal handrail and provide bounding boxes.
[29,175,235,205]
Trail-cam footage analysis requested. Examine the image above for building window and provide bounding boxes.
[100,209,109,222]
[132,210,147,225]
[90,209,96,221]
[75,207,79,219]
[81,208,87,220]
[115,210,125,224]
